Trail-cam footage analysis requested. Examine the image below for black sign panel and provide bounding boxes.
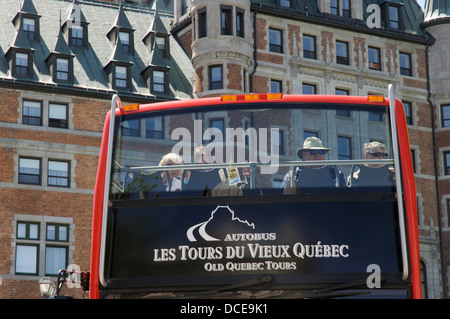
[105,196,401,289]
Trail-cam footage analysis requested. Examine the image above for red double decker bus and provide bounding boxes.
[89,85,421,299]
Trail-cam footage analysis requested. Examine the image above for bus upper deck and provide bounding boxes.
[90,86,420,299]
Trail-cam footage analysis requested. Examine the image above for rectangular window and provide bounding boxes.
[400,52,412,76]
[389,5,400,29]
[302,83,316,94]
[447,199,450,228]
[368,47,381,70]
[303,35,316,59]
[56,58,69,81]
[304,131,318,140]
[23,100,42,126]
[338,136,352,160]
[15,53,29,76]
[210,118,224,142]
[146,116,164,139]
[153,70,166,93]
[71,25,84,46]
[280,0,291,8]
[115,66,128,88]
[441,105,450,127]
[403,102,413,125]
[236,10,244,38]
[49,103,68,129]
[369,111,384,122]
[411,149,416,173]
[48,160,70,187]
[198,9,207,39]
[210,119,224,133]
[342,0,351,17]
[445,152,450,175]
[335,89,350,117]
[156,36,167,58]
[19,157,41,185]
[209,65,223,90]
[221,7,232,35]
[181,0,189,16]
[269,28,283,53]
[16,245,38,275]
[17,222,40,240]
[122,119,140,137]
[23,18,36,40]
[270,79,282,93]
[276,129,285,156]
[46,224,69,242]
[45,246,67,276]
[336,40,349,65]
[330,0,339,15]
[119,32,130,53]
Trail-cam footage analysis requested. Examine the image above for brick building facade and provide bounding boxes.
[0,0,449,299]
[0,0,193,299]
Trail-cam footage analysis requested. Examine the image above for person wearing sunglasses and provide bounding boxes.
[347,141,394,188]
[364,141,389,167]
[282,137,345,192]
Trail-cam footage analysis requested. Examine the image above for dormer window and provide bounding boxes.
[56,58,70,81]
[115,65,129,89]
[330,0,339,15]
[70,25,84,47]
[180,0,189,16]
[16,53,30,76]
[12,0,41,42]
[381,2,404,30]
[152,69,167,93]
[342,0,351,18]
[119,31,131,53]
[388,5,400,28]
[156,36,168,58]
[23,17,36,40]
[330,0,351,18]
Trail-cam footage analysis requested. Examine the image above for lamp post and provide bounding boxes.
[38,277,56,298]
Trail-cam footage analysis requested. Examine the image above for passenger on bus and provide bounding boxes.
[183,146,222,195]
[159,153,183,192]
[347,141,395,188]
[281,137,345,193]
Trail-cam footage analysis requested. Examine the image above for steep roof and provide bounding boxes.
[0,0,193,101]
[252,0,429,41]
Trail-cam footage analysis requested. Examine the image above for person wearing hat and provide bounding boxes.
[281,137,345,192]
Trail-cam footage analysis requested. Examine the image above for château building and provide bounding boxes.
[0,0,448,299]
